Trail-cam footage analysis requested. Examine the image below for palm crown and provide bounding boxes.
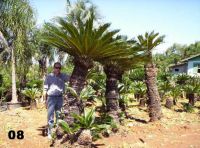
[42,14,128,63]
[137,31,165,56]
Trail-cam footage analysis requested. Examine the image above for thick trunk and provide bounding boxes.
[139,98,146,107]
[104,66,121,122]
[64,58,92,124]
[188,93,197,106]
[39,56,47,80]
[173,98,177,105]
[11,47,18,103]
[165,98,173,109]
[145,63,162,122]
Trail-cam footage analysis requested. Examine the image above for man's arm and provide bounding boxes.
[64,73,71,82]
[43,75,49,108]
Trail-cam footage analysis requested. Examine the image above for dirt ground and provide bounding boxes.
[0,101,200,148]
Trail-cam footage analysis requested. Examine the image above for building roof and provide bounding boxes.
[168,62,187,68]
[168,53,200,68]
[181,53,200,62]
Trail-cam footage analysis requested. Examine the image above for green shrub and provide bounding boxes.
[26,79,43,89]
[183,103,194,113]
[22,88,41,101]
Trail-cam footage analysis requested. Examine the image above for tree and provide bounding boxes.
[0,0,36,104]
[137,31,165,122]
[98,38,146,122]
[65,0,100,24]
[42,14,127,124]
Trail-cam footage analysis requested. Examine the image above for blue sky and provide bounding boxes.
[30,0,200,53]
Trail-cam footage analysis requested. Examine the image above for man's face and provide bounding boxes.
[53,64,61,75]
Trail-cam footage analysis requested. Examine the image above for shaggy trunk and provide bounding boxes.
[188,93,197,106]
[77,129,92,146]
[145,63,162,122]
[173,98,177,105]
[39,56,47,80]
[64,58,92,124]
[11,47,18,103]
[139,98,146,107]
[165,98,173,109]
[104,66,121,123]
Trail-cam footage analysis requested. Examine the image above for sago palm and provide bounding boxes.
[98,38,146,121]
[42,14,128,123]
[136,31,165,122]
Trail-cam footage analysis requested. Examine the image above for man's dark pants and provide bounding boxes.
[47,96,63,135]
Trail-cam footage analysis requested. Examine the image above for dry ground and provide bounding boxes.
[0,100,200,148]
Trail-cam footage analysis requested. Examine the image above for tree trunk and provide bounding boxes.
[188,93,197,106]
[139,98,146,107]
[173,98,177,105]
[64,58,93,125]
[104,66,121,123]
[11,47,18,103]
[39,56,47,80]
[145,63,162,122]
[165,98,173,109]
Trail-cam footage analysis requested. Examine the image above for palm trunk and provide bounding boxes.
[145,63,162,122]
[104,66,121,122]
[39,56,47,80]
[11,47,18,103]
[64,58,93,124]
[188,93,196,106]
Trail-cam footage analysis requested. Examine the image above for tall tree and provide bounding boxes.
[99,38,146,122]
[137,31,165,122]
[42,14,127,124]
[0,0,36,103]
[65,0,100,25]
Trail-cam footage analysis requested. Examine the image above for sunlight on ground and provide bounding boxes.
[0,99,200,148]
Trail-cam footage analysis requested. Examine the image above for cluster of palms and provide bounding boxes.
[0,0,165,121]
[158,73,200,109]
[41,9,165,125]
[0,0,167,144]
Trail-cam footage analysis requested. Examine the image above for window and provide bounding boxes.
[193,63,200,73]
[175,68,179,72]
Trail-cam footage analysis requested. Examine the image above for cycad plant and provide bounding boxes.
[169,86,182,105]
[184,77,200,106]
[98,40,146,122]
[136,31,165,122]
[22,88,41,109]
[57,107,111,145]
[133,81,146,100]
[42,14,127,122]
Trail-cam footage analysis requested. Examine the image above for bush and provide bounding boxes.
[22,88,41,101]
[26,79,43,89]
[183,103,194,113]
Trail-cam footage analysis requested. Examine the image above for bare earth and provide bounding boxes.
[0,101,200,148]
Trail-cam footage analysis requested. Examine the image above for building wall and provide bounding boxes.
[171,64,187,74]
[187,56,200,76]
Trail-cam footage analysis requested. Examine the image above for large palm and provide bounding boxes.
[42,14,127,123]
[137,31,165,122]
[99,38,146,121]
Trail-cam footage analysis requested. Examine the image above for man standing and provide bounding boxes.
[43,62,70,139]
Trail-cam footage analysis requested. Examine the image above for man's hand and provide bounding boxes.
[43,91,48,109]
[45,100,48,109]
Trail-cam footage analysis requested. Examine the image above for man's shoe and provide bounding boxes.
[47,133,52,140]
